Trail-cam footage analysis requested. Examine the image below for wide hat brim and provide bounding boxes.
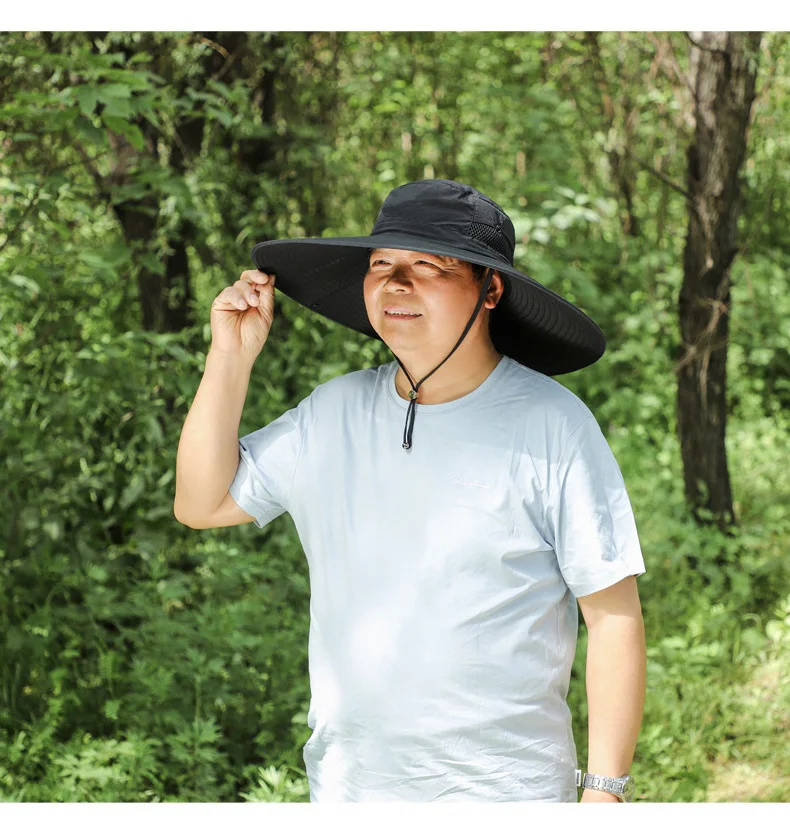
[251,233,606,376]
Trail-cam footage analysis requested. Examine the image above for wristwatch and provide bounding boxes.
[575,769,635,802]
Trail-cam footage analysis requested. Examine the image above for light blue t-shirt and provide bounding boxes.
[229,354,646,802]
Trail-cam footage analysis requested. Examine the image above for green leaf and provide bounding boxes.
[139,251,166,275]
[102,115,145,150]
[373,100,401,114]
[207,106,233,128]
[207,79,233,99]
[79,251,115,272]
[103,96,133,119]
[87,565,109,583]
[8,274,42,297]
[74,114,107,146]
[103,699,121,720]
[75,86,101,117]
[128,50,155,65]
[141,108,162,131]
[96,83,133,102]
[119,475,146,510]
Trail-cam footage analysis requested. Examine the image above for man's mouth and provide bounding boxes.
[384,310,422,318]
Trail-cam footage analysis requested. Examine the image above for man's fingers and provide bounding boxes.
[242,269,273,284]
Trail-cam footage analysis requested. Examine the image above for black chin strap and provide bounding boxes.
[394,267,495,450]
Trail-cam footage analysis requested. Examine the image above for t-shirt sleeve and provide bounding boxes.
[228,394,310,529]
[546,415,646,599]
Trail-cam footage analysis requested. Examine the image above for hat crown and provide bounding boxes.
[370,179,516,265]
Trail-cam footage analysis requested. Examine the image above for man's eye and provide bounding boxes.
[369,259,437,268]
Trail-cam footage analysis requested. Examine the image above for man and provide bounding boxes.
[227,179,647,802]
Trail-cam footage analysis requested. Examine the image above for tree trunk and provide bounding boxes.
[676,31,762,532]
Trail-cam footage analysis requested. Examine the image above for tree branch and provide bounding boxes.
[647,32,698,106]
[74,141,107,192]
[54,149,114,177]
[0,189,42,254]
[199,35,230,61]
[621,146,698,212]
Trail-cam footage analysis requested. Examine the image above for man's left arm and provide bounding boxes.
[576,574,647,803]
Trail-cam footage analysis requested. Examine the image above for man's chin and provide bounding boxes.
[371,324,422,344]
[379,331,424,348]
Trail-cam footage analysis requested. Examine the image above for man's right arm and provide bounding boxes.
[173,348,258,529]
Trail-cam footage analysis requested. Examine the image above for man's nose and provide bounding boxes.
[384,265,415,288]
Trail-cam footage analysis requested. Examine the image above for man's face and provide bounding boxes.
[363,248,500,357]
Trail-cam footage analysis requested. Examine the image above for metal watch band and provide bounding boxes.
[575,770,631,800]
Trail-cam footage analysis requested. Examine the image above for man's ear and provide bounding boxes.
[486,271,504,310]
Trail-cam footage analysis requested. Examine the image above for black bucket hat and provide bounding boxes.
[251,178,606,449]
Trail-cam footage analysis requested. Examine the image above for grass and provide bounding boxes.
[704,624,790,802]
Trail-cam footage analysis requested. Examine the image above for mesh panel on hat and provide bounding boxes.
[469,221,513,262]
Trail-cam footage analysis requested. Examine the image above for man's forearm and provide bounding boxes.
[583,614,646,800]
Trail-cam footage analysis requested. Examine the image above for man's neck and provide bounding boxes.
[394,349,504,405]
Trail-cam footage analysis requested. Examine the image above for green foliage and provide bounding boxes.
[240,765,310,802]
[1,30,789,803]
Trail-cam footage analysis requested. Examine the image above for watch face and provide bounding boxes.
[623,776,636,800]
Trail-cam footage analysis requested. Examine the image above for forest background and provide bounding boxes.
[1,30,789,803]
